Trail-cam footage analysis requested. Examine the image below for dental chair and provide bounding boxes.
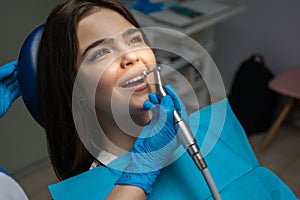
[18,24,44,128]
[17,25,297,200]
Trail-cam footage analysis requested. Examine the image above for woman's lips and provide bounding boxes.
[124,81,148,92]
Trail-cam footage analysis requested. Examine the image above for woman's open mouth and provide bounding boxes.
[118,68,149,91]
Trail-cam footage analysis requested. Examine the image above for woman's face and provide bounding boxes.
[76,9,156,115]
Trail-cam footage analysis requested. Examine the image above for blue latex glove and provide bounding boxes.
[0,60,21,117]
[116,86,188,195]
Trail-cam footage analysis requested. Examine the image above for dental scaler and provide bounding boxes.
[152,66,221,200]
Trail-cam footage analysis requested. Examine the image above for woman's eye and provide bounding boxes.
[88,48,110,61]
[129,35,144,46]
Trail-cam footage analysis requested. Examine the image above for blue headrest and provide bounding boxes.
[18,25,44,127]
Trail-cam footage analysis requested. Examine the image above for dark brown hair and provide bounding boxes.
[38,0,140,180]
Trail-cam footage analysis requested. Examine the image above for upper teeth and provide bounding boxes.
[121,74,145,88]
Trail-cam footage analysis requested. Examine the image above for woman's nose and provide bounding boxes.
[121,51,140,69]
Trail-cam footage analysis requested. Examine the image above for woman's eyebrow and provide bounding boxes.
[121,28,141,38]
[81,38,113,60]
[80,28,141,60]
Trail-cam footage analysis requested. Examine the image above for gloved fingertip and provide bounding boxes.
[148,93,159,104]
[148,92,156,96]
[0,62,16,79]
[164,84,173,91]
[9,60,18,65]
[4,61,17,70]
[165,85,178,96]
[143,101,153,110]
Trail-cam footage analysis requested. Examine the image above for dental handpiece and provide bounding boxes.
[152,66,207,171]
[151,66,221,200]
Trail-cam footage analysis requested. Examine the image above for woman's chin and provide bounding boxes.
[130,95,150,111]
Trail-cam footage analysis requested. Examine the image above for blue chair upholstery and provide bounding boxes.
[17,25,44,127]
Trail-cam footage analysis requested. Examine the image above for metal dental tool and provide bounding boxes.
[151,65,221,200]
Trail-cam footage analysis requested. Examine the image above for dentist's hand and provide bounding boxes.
[116,92,180,195]
[0,60,21,117]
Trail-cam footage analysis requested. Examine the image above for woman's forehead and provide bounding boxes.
[77,8,135,47]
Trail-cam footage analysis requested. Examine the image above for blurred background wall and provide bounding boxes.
[214,0,300,92]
